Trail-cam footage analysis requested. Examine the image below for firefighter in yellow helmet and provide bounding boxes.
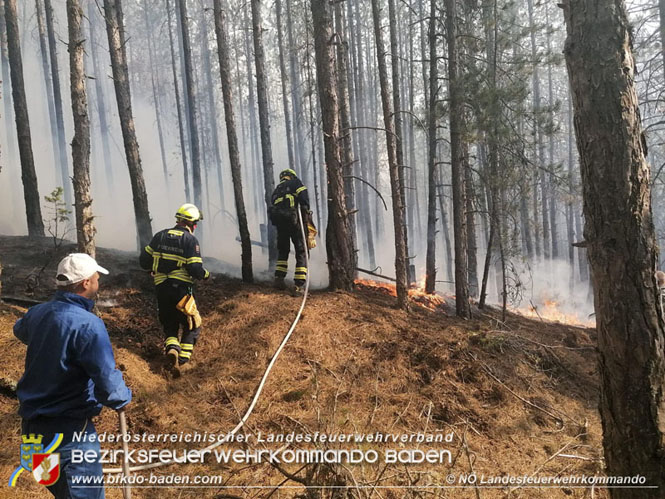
[139,204,210,371]
[269,169,312,293]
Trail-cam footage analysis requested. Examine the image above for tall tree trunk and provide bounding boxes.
[178,0,203,209]
[251,0,277,266]
[349,0,376,269]
[563,0,665,493]
[213,0,253,283]
[143,0,168,186]
[335,2,358,270]
[0,0,17,168]
[4,0,44,237]
[35,0,59,172]
[388,0,410,279]
[88,1,114,186]
[545,5,558,260]
[466,164,479,298]
[371,0,409,309]
[566,93,575,285]
[199,2,225,211]
[275,0,294,170]
[103,0,153,247]
[425,0,437,295]
[166,0,190,200]
[243,7,262,218]
[445,0,470,317]
[67,0,95,256]
[311,0,355,290]
[285,0,307,182]
[44,0,72,207]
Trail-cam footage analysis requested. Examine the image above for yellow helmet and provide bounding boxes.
[279,169,297,180]
[175,203,203,223]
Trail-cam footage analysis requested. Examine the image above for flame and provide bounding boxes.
[516,298,595,327]
[354,277,449,312]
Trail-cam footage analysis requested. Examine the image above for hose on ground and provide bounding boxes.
[104,209,311,474]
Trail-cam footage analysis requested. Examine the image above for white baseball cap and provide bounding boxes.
[55,253,109,286]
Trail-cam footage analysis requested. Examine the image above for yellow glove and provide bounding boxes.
[176,295,203,329]
[307,222,317,249]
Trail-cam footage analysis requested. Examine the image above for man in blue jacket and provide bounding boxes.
[15,253,132,498]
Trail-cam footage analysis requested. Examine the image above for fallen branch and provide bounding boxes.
[356,268,396,282]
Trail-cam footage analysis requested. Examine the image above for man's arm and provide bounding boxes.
[78,319,132,410]
[13,317,28,344]
[139,234,158,270]
[184,236,210,280]
[295,181,310,211]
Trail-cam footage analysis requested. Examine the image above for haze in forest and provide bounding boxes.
[9,0,661,323]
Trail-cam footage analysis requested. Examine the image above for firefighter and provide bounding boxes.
[269,169,311,294]
[140,203,210,370]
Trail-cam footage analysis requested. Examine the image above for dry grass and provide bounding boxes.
[0,236,605,498]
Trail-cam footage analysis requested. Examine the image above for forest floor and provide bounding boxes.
[0,235,607,498]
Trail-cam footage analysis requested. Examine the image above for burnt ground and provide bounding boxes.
[0,235,605,498]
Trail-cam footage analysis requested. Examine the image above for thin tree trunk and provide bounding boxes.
[0,0,17,167]
[213,0,253,283]
[243,7,262,219]
[67,0,95,256]
[5,0,44,237]
[103,0,153,247]
[563,0,665,491]
[335,2,358,271]
[35,0,59,172]
[388,0,410,278]
[178,0,203,209]
[566,93,575,285]
[275,0,294,170]
[199,2,224,211]
[166,0,190,200]
[285,0,307,182]
[545,5,558,260]
[445,0,470,317]
[425,0,437,294]
[371,0,409,309]
[143,0,168,186]
[88,1,114,186]
[251,0,277,266]
[44,0,72,207]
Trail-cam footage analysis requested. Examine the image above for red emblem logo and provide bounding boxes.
[31,453,60,486]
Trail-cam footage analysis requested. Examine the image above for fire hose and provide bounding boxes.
[105,208,311,477]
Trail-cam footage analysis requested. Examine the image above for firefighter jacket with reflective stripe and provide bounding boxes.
[14,291,132,420]
[271,177,310,213]
[139,225,210,285]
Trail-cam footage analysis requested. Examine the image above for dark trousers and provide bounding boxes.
[156,281,200,362]
[21,417,103,499]
[275,220,308,285]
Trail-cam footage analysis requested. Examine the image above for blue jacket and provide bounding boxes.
[14,291,131,420]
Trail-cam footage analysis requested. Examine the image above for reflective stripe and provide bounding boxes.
[179,351,192,359]
[274,197,284,205]
[277,260,288,264]
[153,270,194,285]
[145,245,154,255]
[286,194,295,207]
[152,252,187,264]
[165,337,180,347]
[204,269,210,279]
[295,186,307,194]
[187,256,203,264]
[180,343,194,351]
[167,230,184,236]
[295,267,307,272]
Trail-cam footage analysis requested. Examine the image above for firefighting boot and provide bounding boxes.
[274,275,286,290]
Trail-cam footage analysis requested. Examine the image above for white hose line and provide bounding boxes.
[104,210,311,474]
